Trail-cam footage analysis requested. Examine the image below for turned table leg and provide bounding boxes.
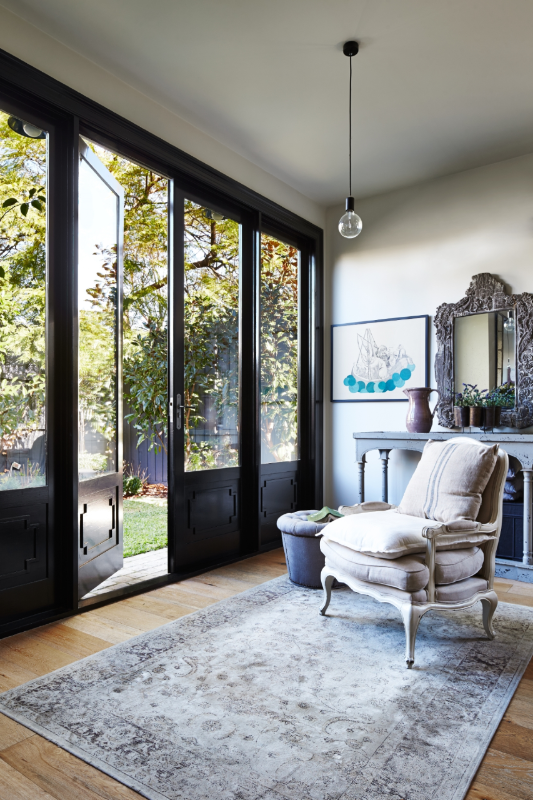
[523,469,533,566]
[357,454,366,503]
[379,449,391,503]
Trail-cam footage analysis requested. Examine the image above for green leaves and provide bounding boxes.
[2,197,17,208]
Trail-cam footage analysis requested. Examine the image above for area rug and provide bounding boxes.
[1,577,533,800]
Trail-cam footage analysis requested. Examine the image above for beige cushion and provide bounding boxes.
[321,539,484,592]
[320,538,430,591]
[432,577,488,602]
[321,510,431,558]
[433,547,484,584]
[397,439,498,523]
[320,509,492,559]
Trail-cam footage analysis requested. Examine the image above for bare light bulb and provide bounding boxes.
[338,196,362,239]
[503,311,515,333]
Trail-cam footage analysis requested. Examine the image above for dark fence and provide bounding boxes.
[123,400,167,484]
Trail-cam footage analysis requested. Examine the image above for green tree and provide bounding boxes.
[260,235,299,462]
[0,112,47,473]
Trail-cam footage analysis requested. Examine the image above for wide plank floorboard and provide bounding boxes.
[0,550,532,799]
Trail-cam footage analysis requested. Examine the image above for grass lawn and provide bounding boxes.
[123,497,168,557]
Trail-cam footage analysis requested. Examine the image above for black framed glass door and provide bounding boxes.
[170,192,317,571]
[0,47,323,635]
[259,229,301,545]
[77,137,124,599]
[0,102,53,623]
[171,193,245,570]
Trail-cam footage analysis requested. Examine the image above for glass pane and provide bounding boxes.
[184,201,240,471]
[0,110,47,490]
[260,234,299,463]
[78,155,119,480]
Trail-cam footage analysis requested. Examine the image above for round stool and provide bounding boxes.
[277,510,329,589]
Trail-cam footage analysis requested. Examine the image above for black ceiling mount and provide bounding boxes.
[343,41,359,57]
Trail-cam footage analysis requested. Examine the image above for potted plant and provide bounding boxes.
[456,384,487,428]
[453,390,470,428]
[483,391,501,429]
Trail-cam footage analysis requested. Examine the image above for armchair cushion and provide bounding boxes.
[320,538,430,592]
[321,509,492,559]
[321,509,429,558]
[321,539,484,592]
[397,439,498,523]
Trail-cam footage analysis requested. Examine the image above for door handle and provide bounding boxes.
[170,394,194,431]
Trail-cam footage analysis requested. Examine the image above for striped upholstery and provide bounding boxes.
[397,439,498,523]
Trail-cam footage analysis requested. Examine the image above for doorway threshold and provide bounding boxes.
[81,548,168,600]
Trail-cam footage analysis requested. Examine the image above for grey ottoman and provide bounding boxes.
[277,510,329,589]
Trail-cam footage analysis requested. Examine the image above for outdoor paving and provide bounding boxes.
[82,547,168,598]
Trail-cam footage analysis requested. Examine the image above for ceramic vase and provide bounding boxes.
[404,387,440,433]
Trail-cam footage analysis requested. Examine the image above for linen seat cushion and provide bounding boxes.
[320,538,484,592]
[320,538,430,591]
[397,439,498,523]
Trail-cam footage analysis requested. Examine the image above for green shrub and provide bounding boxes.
[123,474,143,497]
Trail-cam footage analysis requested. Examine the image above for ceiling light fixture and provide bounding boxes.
[504,311,515,334]
[7,116,46,139]
[338,41,363,239]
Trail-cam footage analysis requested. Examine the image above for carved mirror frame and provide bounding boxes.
[435,273,533,429]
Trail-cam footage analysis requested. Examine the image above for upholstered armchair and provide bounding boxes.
[319,438,509,668]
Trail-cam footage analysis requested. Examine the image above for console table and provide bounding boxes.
[353,431,533,570]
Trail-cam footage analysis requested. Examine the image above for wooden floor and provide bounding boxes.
[0,556,532,800]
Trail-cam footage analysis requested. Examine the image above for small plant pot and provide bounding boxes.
[454,406,470,427]
[483,407,496,428]
[469,406,484,427]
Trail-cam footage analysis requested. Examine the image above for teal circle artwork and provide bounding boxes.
[344,363,416,394]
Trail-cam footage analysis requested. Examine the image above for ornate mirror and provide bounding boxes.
[435,273,533,428]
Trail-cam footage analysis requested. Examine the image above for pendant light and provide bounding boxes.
[338,41,363,239]
[503,310,515,334]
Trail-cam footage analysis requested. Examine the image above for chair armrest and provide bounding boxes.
[339,501,396,516]
[422,520,499,602]
[422,520,498,540]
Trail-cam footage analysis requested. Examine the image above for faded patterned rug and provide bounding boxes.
[1,577,533,800]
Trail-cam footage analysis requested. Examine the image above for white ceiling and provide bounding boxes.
[3,0,533,206]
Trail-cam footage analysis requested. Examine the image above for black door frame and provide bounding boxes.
[0,46,323,638]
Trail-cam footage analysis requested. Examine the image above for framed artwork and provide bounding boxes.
[331,315,429,402]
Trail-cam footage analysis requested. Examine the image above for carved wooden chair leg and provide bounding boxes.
[480,591,498,640]
[401,604,426,668]
[319,571,335,616]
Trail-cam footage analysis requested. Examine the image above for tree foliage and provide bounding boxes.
[0,112,47,477]
[260,235,299,463]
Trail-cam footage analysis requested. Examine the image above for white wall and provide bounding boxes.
[325,152,533,508]
[0,6,325,229]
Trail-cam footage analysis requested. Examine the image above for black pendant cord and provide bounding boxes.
[349,54,352,198]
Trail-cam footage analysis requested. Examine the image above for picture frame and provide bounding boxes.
[331,315,430,402]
